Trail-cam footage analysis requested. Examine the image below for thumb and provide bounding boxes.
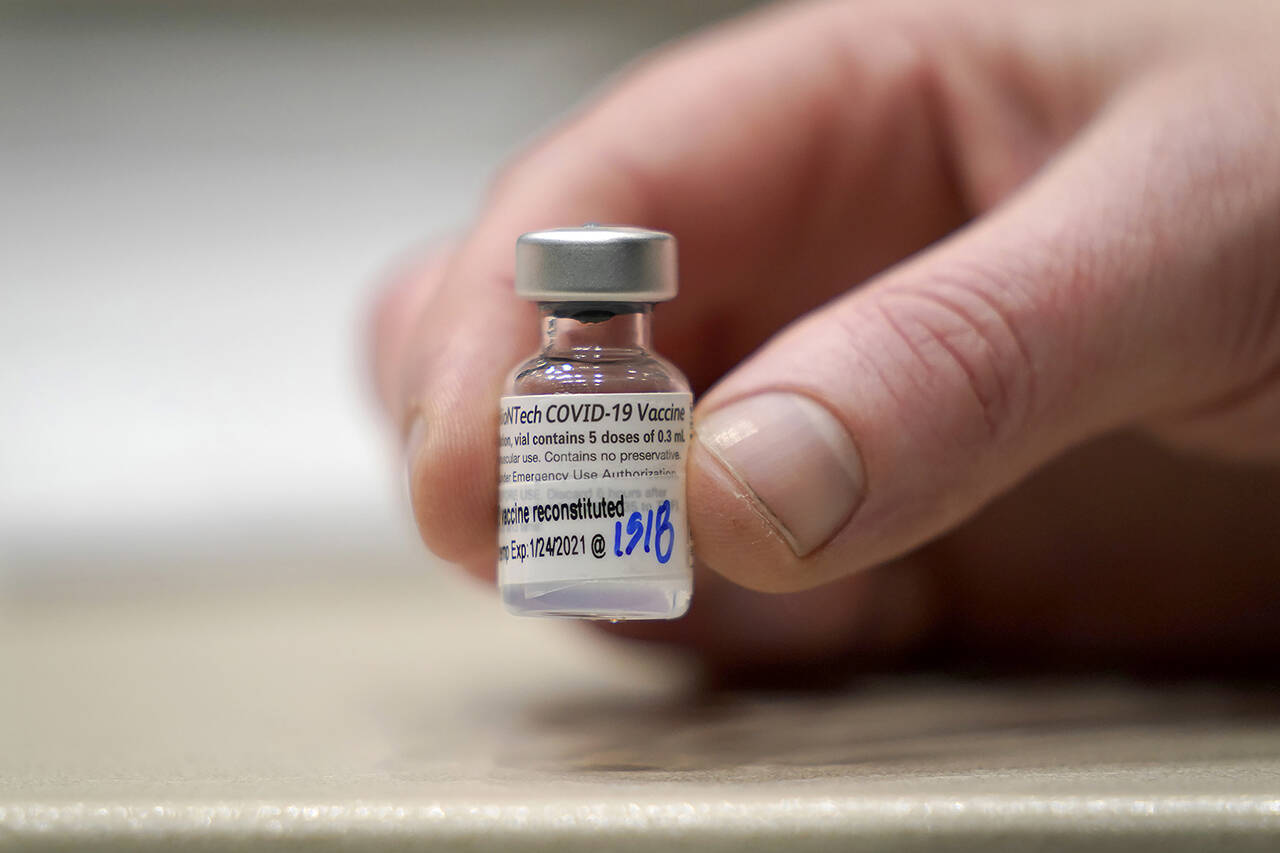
[689,69,1280,593]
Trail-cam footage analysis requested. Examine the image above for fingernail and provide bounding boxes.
[405,413,428,462]
[698,393,864,556]
[403,413,428,503]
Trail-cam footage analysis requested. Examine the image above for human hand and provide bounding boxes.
[372,0,1280,675]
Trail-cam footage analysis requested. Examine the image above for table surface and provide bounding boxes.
[3,573,1279,851]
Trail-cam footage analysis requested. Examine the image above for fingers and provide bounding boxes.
[689,62,1280,593]
[369,243,457,420]
[398,1,978,569]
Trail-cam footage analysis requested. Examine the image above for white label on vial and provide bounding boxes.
[497,392,693,586]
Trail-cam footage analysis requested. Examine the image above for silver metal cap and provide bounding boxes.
[515,225,677,302]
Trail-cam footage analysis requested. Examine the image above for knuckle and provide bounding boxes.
[872,271,1037,445]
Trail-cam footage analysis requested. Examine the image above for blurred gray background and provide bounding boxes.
[0,0,756,588]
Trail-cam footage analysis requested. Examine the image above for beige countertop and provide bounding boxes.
[3,572,1279,851]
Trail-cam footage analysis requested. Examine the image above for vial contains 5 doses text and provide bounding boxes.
[498,226,693,620]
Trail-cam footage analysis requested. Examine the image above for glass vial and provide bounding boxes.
[498,226,693,620]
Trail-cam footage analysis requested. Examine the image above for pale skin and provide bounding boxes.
[372,0,1280,676]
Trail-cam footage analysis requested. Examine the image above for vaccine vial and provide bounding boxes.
[497,226,693,620]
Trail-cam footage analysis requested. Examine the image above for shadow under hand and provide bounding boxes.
[497,676,1280,781]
